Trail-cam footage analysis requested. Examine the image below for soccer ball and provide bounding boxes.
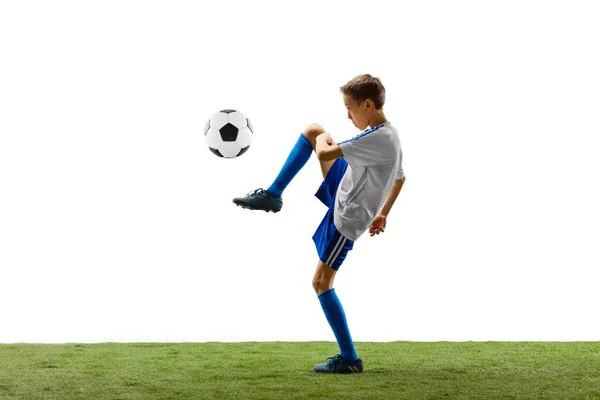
[204,109,254,158]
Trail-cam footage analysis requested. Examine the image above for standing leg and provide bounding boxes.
[312,259,337,296]
[313,260,359,363]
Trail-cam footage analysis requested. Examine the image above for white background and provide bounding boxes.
[1,1,599,343]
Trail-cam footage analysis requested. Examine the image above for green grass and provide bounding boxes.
[1,342,599,399]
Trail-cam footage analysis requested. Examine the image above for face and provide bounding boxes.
[344,94,372,130]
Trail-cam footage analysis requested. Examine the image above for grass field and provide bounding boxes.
[1,341,599,399]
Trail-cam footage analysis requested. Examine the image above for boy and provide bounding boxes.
[233,74,406,373]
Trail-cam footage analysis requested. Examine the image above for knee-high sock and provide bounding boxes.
[318,288,358,362]
[265,133,312,197]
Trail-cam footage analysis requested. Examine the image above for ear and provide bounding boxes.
[364,99,374,110]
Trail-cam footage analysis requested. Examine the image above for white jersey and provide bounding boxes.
[335,121,404,241]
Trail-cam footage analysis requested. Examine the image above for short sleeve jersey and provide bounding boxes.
[335,121,404,241]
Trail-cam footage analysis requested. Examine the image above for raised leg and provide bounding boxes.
[302,123,336,180]
[233,123,335,212]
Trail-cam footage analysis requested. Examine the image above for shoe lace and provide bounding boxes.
[246,188,266,197]
[325,354,343,368]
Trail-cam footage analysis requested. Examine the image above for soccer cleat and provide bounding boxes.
[313,354,364,374]
[232,188,283,213]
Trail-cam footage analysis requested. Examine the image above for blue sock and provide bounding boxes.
[318,288,358,362]
[265,133,312,197]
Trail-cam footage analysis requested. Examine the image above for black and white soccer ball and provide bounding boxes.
[204,109,254,158]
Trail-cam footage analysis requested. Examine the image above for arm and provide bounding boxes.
[369,176,406,236]
[379,176,406,217]
[316,132,343,162]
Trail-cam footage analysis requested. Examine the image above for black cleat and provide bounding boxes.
[232,188,283,213]
[314,354,364,374]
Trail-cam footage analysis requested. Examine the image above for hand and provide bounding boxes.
[318,132,334,145]
[369,213,387,236]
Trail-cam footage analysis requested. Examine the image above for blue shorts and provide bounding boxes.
[312,158,354,271]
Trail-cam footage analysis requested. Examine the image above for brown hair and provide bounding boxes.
[340,74,386,110]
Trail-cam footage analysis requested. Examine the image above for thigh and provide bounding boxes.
[312,204,354,271]
[319,158,336,180]
[314,158,349,208]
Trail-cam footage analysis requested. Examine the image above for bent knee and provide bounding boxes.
[303,123,326,141]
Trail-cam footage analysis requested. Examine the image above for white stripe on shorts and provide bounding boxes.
[325,235,344,266]
[326,235,347,267]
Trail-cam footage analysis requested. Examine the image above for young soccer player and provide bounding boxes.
[233,74,406,373]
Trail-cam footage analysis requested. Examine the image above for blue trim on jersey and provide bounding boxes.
[337,123,385,146]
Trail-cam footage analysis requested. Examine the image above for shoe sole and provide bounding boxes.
[234,202,280,213]
[314,368,363,374]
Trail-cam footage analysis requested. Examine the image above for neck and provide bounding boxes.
[369,111,387,127]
